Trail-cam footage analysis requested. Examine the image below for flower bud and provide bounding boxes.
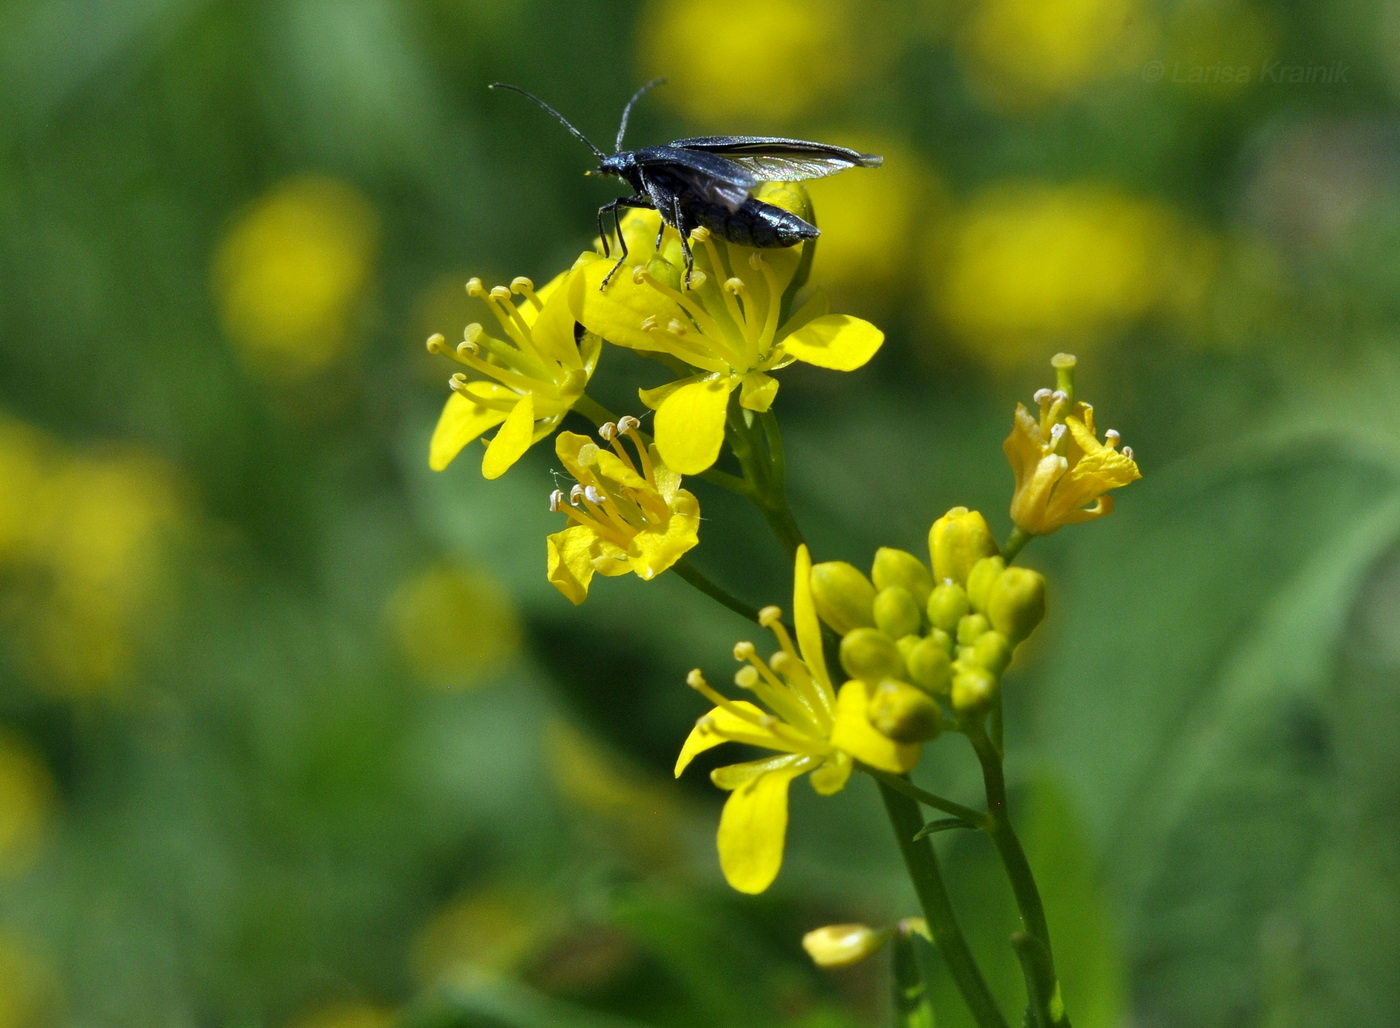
[810,561,877,634]
[868,680,943,743]
[906,636,952,695]
[839,627,905,684]
[951,666,997,712]
[971,630,1012,677]
[986,567,1047,644]
[872,547,934,608]
[957,613,991,648]
[645,255,682,293]
[929,508,999,586]
[802,923,888,969]
[874,586,922,639]
[929,627,953,654]
[965,556,1006,613]
[926,583,970,633]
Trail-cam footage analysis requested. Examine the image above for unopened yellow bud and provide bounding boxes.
[986,567,1047,644]
[810,561,877,634]
[965,556,1006,612]
[926,583,970,633]
[952,666,997,712]
[874,586,922,639]
[872,547,934,608]
[868,680,943,743]
[906,636,952,694]
[971,631,1012,677]
[802,923,888,969]
[840,627,905,684]
[929,508,1000,586]
[957,613,991,648]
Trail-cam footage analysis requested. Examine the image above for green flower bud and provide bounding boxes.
[802,923,889,969]
[896,633,921,665]
[971,630,1012,677]
[957,613,991,648]
[810,561,877,634]
[872,547,934,608]
[929,507,999,586]
[929,627,953,654]
[645,255,682,293]
[868,680,943,743]
[951,666,997,712]
[874,586,922,639]
[840,627,905,684]
[926,583,970,633]
[965,556,1006,613]
[906,636,952,695]
[986,567,1047,644]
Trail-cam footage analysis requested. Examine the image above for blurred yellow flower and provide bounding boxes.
[958,0,1147,112]
[411,885,548,986]
[546,417,699,605]
[1005,354,1141,536]
[213,176,378,382]
[0,734,55,875]
[427,267,600,478]
[574,187,883,475]
[934,181,1179,370]
[385,563,520,689]
[676,546,919,894]
[0,416,187,699]
[288,1001,394,1028]
[637,0,860,124]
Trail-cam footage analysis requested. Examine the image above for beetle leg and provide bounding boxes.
[671,197,696,289]
[597,196,654,289]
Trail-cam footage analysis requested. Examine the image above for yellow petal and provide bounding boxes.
[593,449,650,490]
[573,256,680,352]
[780,314,884,371]
[546,526,599,605]
[674,700,772,776]
[808,750,853,796]
[428,391,508,472]
[628,489,701,579]
[830,681,920,773]
[655,375,731,475]
[482,393,537,479]
[738,372,780,412]
[792,545,830,689]
[716,757,810,894]
[527,266,582,365]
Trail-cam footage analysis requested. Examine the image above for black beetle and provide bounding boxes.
[489,80,882,287]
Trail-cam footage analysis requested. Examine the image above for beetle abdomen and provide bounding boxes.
[683,197,819,248]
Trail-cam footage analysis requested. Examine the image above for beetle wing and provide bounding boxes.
[634,145,756,210]
[670,136,883,182]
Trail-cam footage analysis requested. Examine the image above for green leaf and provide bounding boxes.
[913,818,980,840]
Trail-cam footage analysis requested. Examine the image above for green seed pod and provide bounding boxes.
[965,556,1007,613]
[874,586,922,639]
[926,583,970,633]
[971,630,1012,677]
[929,507,999,586]
[951,666,997,713]
[957,613,991,648]
[906,636,952,695]
[872,547,934,609]
[810,561,877,634]
[868,679,943,743]
[986,567,1047,644]
[840,627,905,684]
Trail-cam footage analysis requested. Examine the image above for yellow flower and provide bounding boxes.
[1005,353,1141,535]
[574,188,883,475]
[427,267,599,478]
[676,545,919,894]
[546,417,699,604]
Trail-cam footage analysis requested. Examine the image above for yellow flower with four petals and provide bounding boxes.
[676,545,920,894]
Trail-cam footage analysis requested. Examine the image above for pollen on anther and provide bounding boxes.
[666,319,688,335]
[456,340,480,357]
[723,277,745,294]
[463,323,485,344]
[489,285,513,302]
[570,484,586,504]
[598,422,618,441]
[757,605,782,628]
[733,641,756,661]
[691,226,711,243]
[734,665,760,690]
[465,277,486,296]
[632,267,648,285]
[687,270,708,289]
[617,415,641,433]
[426,333,447,354]
[584,485,605,505]
[1122,446,1135,460]
[1105,429,1121,446]
[1049,423,1067,446]
[1033,388,1053,405]
[509,276,535,294]
[686,668,708,690]
[548,489,566,512]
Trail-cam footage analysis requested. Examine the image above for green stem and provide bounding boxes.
[860,766,988,828]
[1001,527,1032,564]
[726,405,804,559]
[574,394,616,427]
[673,558,761,624]
[877,781,1010,1028]
[967,723,1068,1028]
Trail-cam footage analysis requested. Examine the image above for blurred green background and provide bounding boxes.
[3,0,1400,1024]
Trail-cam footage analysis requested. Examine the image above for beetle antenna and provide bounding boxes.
[614,77,667,153]
[489,83,606,159]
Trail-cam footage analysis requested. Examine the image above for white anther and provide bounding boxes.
[489,285,512,301]
[448,373,470,393]
[617,415,641,433]
[1051,390,1068,405]
[666,318,688,335]
[1122,446,1135,460]
[456,340,480,357]
[426,333,447,353]
[1033,388,1053,405]
[510,276,535,294]
[584,485,605,505]
[1049,423,1067,446]
[598,422,618,442]
[1105,429,1121,446]
[570,484,586,504]
[465,277,485,296]
[724,277,745,294]
[632,266,648,284]
[757,605,783,627]
[733,641,757,661]
[548,489,566,512]
[640,314,659,331]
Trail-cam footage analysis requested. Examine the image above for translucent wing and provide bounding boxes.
[634,145,757,210]
[671,137,883,182]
